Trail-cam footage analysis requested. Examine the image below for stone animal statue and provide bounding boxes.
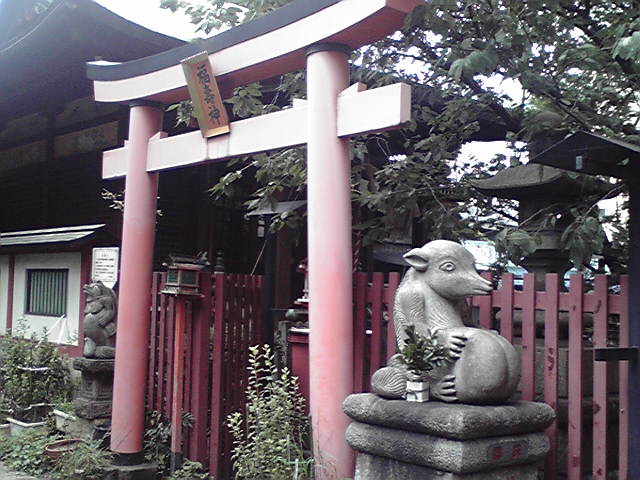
[371,240,520,404]
[82,281,117,358]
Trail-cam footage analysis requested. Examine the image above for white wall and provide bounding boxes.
[0,255,8,335]
[12,252,81,345]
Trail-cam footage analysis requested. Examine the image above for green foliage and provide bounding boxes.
[143,410,172,474]
[227,345,312,480]
[167,460,210,480]
[0,322,73,423]
[400,325,450,379]
[163,0,632,271]
[0,429,53,475]
[50,439,112,480]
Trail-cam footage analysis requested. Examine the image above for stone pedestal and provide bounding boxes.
[343,393,555,480]
[72,358,115,420]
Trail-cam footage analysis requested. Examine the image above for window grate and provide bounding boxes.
[26,269,68,317]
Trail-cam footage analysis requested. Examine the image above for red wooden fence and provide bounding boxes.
[146,272,263,479]
[291,271,630,479]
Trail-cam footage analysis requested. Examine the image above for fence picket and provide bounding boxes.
[385,273,401,361]
[500,273,514,342]
[353,273,367,392]
[619,275,630,479]
[521,273,536,401]
[369,273,385,372]
[567,274,584,480]
[543,273,560,480]
[592,275,609,479]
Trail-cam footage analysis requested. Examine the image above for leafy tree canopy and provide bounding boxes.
[160,0,634,272]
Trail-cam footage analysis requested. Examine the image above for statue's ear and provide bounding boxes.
[404,248,429,271]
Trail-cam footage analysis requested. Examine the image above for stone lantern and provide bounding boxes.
[471,163,612,289]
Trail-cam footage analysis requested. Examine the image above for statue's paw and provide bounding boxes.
[371,367,407,399]
[448,334,468,360]
[431,375,458,403]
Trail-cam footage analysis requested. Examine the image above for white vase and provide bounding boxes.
[406,380,430,402]
[6,417,46,436]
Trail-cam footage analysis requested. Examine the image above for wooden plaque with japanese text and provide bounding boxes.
[181,51,230,138]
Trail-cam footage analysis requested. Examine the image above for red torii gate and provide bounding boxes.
[88,0,419,477]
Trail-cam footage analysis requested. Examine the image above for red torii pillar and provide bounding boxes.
[306,43,353,475]
[110,103,163,459]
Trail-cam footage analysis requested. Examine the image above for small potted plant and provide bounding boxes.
[400,325,450,402]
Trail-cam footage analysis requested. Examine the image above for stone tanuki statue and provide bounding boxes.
[82,281,117,358]
[371,240,520,404]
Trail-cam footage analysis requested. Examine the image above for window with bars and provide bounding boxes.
[26,269,68,317]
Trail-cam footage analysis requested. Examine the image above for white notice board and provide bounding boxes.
[91,247,119,289]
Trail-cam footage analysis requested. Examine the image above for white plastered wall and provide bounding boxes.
[0,255,8,335]
[12,252,81,345]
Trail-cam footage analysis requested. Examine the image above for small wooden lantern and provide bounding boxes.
[161,254,209,296]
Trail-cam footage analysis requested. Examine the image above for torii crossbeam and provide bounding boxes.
[88,1,420,478]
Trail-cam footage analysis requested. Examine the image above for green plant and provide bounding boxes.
[0,429,53,475]
[400,325,450,380]
[0,322,73,423]
[167,460,210,480]
[227,345,313,480]
[51,438,112,480]
[143,410,171,474]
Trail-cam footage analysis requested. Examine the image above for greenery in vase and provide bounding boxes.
[51,438,112,480]
[227,344,313,480]
[400,325,450,380]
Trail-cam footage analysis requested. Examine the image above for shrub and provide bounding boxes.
[227,344,313,480]
[0,322,73,422]
[51,438,112,480]
[167,460,210,480]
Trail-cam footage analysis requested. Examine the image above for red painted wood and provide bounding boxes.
[385,273,400,360]
[369,273,384,372]
[188,274,212,464]
[543,274,560,479]
[353,273,367,392]
[567,274,584,480]
[592,275,609,479]
[182,300,193,458]
[619,275,630,480]
[156,274,167,413]
[208,272,226,478]
[521,274,536,401]
[477,271,493,329]
[147,273,160,410]
[500,273,514,342]
[289,329,311,414]
[165,296,176,417]
[170,298,186,455]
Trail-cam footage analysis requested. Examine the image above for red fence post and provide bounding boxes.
[385,273,401,360]
[353,273,367,393]
[567,274,584,480]
[188,273,212,465]
[369,273,384,373]
[619,275,630,479]
[521,273,536,401]
[543,273,560,478]
[592,275,609,479]
[500,273,514,343]
[208,273,226,479]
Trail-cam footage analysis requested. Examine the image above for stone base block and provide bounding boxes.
[347,421,548,474]
[73,397,112,420]
[356,453,540,480]
[104,463,157,480]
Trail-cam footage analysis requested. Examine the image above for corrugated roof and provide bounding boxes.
[0,224,105,247]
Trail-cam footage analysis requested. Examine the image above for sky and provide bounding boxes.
[94,0,205,40]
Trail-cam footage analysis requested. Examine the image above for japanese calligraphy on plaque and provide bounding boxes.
[181,52,230,138]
